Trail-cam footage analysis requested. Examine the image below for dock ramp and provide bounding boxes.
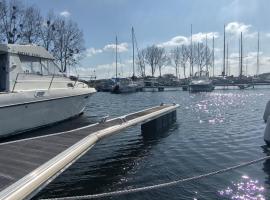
[0,104,178,200]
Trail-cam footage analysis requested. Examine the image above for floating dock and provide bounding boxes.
[0,104,178,200]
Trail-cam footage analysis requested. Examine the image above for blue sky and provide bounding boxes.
[23,0,270,78]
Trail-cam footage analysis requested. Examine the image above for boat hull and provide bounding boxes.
[0,90,94,137]
[189,84,215,92]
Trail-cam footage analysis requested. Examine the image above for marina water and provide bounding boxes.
[24,89,270,199]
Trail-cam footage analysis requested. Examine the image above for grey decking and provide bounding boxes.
[0,105,171,193]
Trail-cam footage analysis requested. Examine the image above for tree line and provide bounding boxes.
[136,42,214,78]
[0,0,84,72]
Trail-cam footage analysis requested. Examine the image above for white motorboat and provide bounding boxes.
[189,71,214,92]
[0,44,96,137]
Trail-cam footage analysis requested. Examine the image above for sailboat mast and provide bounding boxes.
[226,42,229,76]
[256,32,260,76]
[212,35,215,77]
[223,24,226,76]
[240,32,243,78]
[190,24,193,77]
[206,34,208,72]
[132,27,135,77]
[116,36,118,79]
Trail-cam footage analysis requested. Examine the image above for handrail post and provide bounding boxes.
[12,73,19,92]
[48,74,55,90]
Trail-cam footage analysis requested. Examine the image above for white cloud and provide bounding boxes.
[225,22,255,38]
[192,32,219,43]
[60,10,71,18]
[86,42,129,58]
[86,48,103,57]
[158,36,188,48]
[103,42,129,52]
[158,32,219,48]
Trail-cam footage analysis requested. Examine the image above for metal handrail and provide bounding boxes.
[11,73,20,92]
[48,74,55,90]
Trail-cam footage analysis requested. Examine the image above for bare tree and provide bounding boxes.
[156,47,167,77]
[21,5,42,44]
[145,45,160,77]
[181,45,189,78]
[39,11,56,51]
[52,18,85,72]
[0,0,24,44]
[136,49,146,77]
[171,46,181,78]
[193,43,212,73]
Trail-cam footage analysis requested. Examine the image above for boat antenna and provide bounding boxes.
[115,36,118,79]
[256,32,260,76]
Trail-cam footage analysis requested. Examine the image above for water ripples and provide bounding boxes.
[34,89,270,199]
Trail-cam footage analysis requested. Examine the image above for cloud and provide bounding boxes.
[158,32,219,48]
[103,42,129,52]
[86,48,103,57]
[225,22,255,38]
[60,10,71,18]
[158,36,188,48]
[192,32,219,43]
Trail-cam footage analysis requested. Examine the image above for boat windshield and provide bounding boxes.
[194,71,209,79]
[19,55,62,75]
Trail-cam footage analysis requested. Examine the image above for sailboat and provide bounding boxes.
[189,35,214,92]
[111,33,138,94]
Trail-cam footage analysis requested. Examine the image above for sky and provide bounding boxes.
[22,0,270,79]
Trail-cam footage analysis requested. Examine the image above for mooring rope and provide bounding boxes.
[41,155,270,200]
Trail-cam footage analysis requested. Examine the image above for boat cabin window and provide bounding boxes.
[19,55,61,75]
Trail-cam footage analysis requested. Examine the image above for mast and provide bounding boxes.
[212,35,215,77]
[115,36,118,79]
[256,32,260,76]
[222,24,226,76]
[190,24,193,77]
[205,34,208,72]
[240,32,243,78]
[132,27,135,78]
[226,42,229,76]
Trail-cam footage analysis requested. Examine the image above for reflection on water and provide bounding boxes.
[27,90,270,199]
[219,175,265,200]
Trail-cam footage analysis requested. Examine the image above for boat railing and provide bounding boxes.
[11,72,76,92]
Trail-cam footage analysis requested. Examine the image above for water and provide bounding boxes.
[21,89,270,199]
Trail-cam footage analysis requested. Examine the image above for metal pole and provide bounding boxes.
[212,35,215,77]
[190,24,193,77]
[12,73,19,92]
[116,36,118,79]
[256,32,260,76]
[223,24,226,76]
[48,74,55,90]
[132,27,135,78]
[240,32,243,78]
[206,34,208,72]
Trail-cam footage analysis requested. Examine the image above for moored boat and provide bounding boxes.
[0,44,96,137]
[189,71,214,92]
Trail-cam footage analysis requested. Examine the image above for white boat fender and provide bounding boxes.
[264,116,270,146]
[263,100,270,122]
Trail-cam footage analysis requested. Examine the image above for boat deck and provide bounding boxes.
[0,104,178,200]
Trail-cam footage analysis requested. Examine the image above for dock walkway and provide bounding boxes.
[0,104,178,200]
